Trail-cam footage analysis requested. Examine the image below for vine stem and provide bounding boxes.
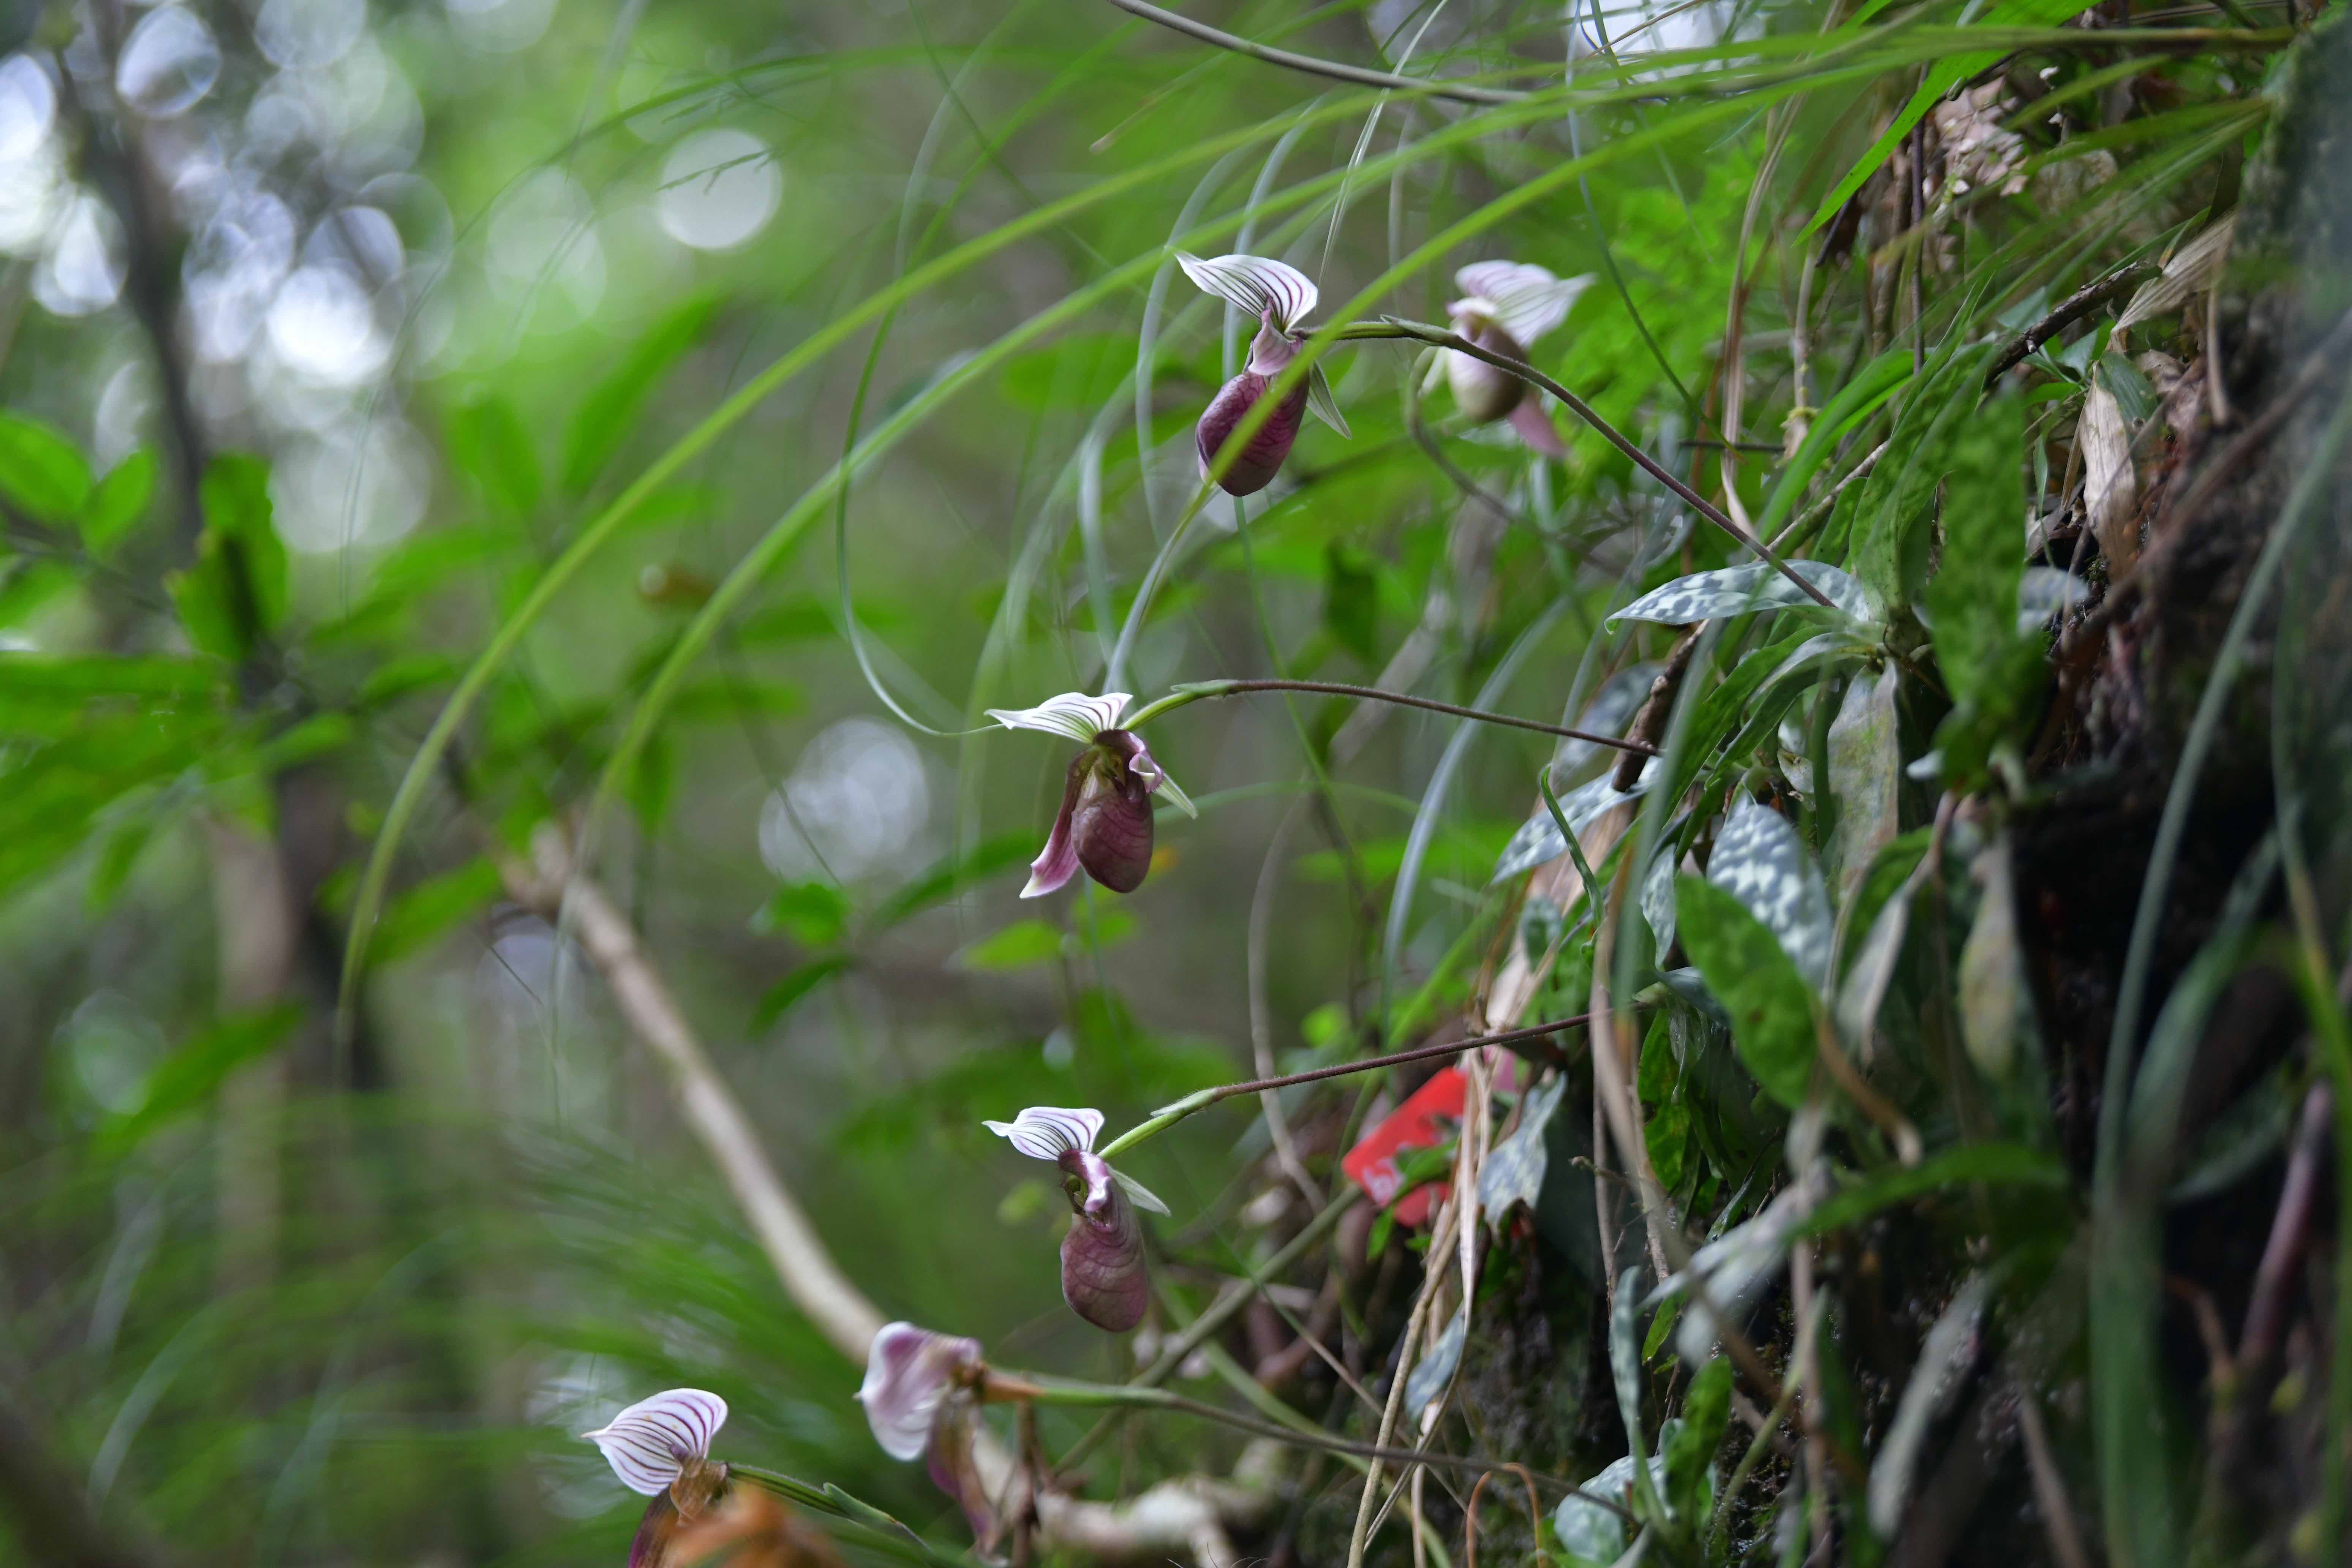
[1122,680,1660,755]
[1097,1010,1600,1160]
[1097,0,1532,105]
[1340,319,1841,611]
[979,1372,1618,1504]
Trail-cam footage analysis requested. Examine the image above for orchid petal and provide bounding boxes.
[1507,398,1568,458]
[1306,360,1351,438]
[857,1322,982,1463]
[583,1389,729,1496]
[1176,251,1318,334]
[983,1105,1104,1160]
[1111,731,1196,820]
[985,691,1131,744]
[1452,260,1593,348]
[1111,1167,1172,1216]
[1061,1150,1149,1331]
[1021,765,1083,899]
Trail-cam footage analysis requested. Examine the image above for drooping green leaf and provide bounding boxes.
[1609,560,1873,628]
[1664,1355,1733,1521]
[751,955,854,1032]
[1926,395,2027,708]
[0,413,92,523]
[1675,875,1816,1108]
[955,918,1064,971]
[370,857,502,965]
[446,391,544,517]
[756,881,851,948]
[93,1003,303,1158]
[1798,1143,2072,1236]
[81,450,156,556]
[560,292,723,496]
[868,833,1047,930]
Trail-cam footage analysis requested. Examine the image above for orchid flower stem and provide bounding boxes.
[982,1374,1624,1511]
[1122,681,1660,756]
[1096,1010,1600,1161]
[1337,319,1839,611]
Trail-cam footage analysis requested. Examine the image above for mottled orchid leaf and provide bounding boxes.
[1707,798,1834,991]
[584,1389,728,1495]
[2017,566,2087,631]
[1661,1171,1824,1364]
[1491,768,1651,884]
[985,691,1129,744]
[1553,662,1660,779]
[1554,1451,1664,1562]
[1405,1304,1468,1420]
[1174,252,1317,335]
[1640,846,1679,954]
[1675,877,1815,1108]
[1867,1275,1989,1538]
[1924,395,2027,707]
[1608,560,1873,628]
[1824,666,1900,903]
[1477,1073,1567,1228]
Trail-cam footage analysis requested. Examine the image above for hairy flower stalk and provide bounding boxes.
[1439,260,1592,456]
[583,1389,733,1568]
[984,1106,1170,1331]
[985,692,1195,897]
[1178,252,1350,495]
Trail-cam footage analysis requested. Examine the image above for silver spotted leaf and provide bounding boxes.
[1404,1304,1468,1420]
[1707,797,1834,990]
[1477,1073,1567,1228]
[1550,662,1659,780]
[1607,560,1874,628]
[1867,1275,1989,1538]
[1824,666,1899,903]
[1490,765,1654,885]
[1641,844,1679,953]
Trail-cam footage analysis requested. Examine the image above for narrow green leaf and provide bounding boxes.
[1675,875,1816,1108]
[371,857,502,964]
[81,450,156,556]
[0,413,92,523]
[560,293,722,496]
[446,391,544,516]
[755,881,851,948]
[868,833,1037,930]
[94,1004,302,1158]
[200,452,288,634]
[751,955,853,1032]
[955,918,1064,972]
[1802,0,2096,239]
[1799,1142,2071,1236]
[1926,395,2027,708]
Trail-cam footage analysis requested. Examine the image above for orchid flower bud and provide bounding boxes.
[1441,260,1594,457]
[1178,252,1351,495]
[856,1321,983,1462]
[983,693,1196,898]
[983,1106,1171,1332]
[582,1388,732,1568]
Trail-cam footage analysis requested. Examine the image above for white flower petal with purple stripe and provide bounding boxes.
[985,691,1130,744]
[1176,252,1319,335]
[581,1388,727,1496]
[982,1105,1103,1160]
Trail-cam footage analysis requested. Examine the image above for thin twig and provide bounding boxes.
[1354,321,1841,609]
[1982,259,2162,387]
[1156,679,1660,754]
[1099,0,1531,105]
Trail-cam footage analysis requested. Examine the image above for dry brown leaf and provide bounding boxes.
[2080,381,2139,570]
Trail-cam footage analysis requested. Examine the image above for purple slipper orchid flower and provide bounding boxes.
[583,1388,732,1568]
[1178,252,1351,495]
[1441,260,1593,457]
[983,1106,1170,1332]
[857,1321,984,1462]
[856,1324,999,1544]
[984,692,1195,897]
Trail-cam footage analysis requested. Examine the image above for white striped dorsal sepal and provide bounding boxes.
[582,1388,727,1495]
[1177,253,1319,336]
[982,1105,1103,1160]
[984,691,1131,744]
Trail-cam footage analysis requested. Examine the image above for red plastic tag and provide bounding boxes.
[1341,1066,1467,1226]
